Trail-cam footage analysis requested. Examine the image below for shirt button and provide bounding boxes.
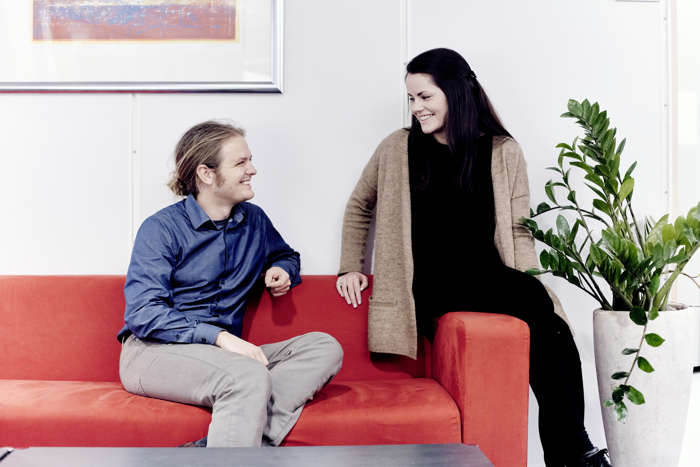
[201,338,206,343]
[176,333,181,339]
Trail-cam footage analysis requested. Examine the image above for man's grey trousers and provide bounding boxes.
[119,332,343,447]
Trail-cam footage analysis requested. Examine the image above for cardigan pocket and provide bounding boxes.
[368,296,397,307]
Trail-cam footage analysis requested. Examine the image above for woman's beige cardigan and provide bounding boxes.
[339,129,571,359]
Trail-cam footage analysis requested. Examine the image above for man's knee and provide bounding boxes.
[306,332,344,371]
[217,357,272,403]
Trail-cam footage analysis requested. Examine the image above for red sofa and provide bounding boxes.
[0,275,530,466]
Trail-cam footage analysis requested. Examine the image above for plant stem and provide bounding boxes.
[610,283,635,309]
[565,243,612,309]
[653,242,700,310]
[623,320,649,386]
[578,272,612,309]
[626,201,646,253]
[681,272,700,290]
[533,206,612,229]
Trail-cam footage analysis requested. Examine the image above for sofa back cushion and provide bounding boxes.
[0,275,126,382]
[0,275,428,383]
[243,275,428,381]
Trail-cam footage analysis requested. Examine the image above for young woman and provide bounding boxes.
[336,48,612,467]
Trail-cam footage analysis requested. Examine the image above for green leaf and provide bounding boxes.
[611,371,630,380]
[568,99,583,117]
[604,177,618,195]
[571,219,581,242]
[621,348,639,355]
[619,178,634,201]
[540,250,550,270]
[668,254,688,264]
[649,308,660,320]
[612,386,626,402]
[561,112,575,118]
[649,275,660,295]
[551,234,561,249]
[536,202,551,214]
[644,333,665,347]
[570,161,594,174]
[562,151,582,161]
[603,399,614,407]
[545,181,557,204]
[601,229,620,253]
[625,385,645,405]
[585,173,606,189]
[638,357,655,373]
[593,199,610,215]
[590,243,602,265]
[582,98,591,118]
[629,307,648,326]
[556,142,573,150]
[662,224,677,244]
[663,239,677,261]
[585,183,607,201]
[525,268,546,276]
[557,215,571,241]
[614,401,628,423]
[567,191,577,204]
[549,250,560,269]
[590,102,600,124]
[568,276,581,287]
[617,138,627,156]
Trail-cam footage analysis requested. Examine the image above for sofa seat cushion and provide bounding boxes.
[282,378,461,446]
[0,380,210,448]
[1,378,460,448]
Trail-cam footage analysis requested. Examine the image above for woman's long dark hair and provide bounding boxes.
[406,48,512,192]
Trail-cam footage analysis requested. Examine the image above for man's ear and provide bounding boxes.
[196,164,215,188]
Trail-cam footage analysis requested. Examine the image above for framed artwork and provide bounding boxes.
[0,0,283,92]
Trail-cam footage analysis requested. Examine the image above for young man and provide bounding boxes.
[117,121,343,447]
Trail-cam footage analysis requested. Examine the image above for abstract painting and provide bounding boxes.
[33,0,239,42]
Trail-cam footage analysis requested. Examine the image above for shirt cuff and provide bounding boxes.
[193,323,223,345]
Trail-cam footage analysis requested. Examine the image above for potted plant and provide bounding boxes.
[521,99,700,467]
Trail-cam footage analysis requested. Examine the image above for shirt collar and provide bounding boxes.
[185,194,247,230]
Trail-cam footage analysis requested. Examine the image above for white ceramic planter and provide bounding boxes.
[593,305,698,467]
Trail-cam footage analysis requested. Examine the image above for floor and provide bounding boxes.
[679,370,700,467]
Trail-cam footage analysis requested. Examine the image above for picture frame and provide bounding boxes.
[0,0,283,93]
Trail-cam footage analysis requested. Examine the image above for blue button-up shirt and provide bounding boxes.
[117,195,301,345]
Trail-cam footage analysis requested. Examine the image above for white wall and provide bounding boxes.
[0,1,672,466]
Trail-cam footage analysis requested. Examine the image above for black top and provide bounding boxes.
[409,135,503,331]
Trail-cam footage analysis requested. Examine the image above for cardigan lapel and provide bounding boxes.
[491,137,516,269]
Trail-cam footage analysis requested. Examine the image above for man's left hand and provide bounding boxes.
[265,267,291,297]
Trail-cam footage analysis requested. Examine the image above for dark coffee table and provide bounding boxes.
[0,444,494,466]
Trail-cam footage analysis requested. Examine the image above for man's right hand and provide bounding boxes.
[215,331,269,366]
[336,272,368,309]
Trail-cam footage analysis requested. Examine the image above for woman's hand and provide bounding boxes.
[336,272,368,309]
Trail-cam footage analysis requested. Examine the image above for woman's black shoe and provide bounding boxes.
[574,447,612,467]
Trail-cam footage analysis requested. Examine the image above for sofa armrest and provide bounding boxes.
[432,312,530,467]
